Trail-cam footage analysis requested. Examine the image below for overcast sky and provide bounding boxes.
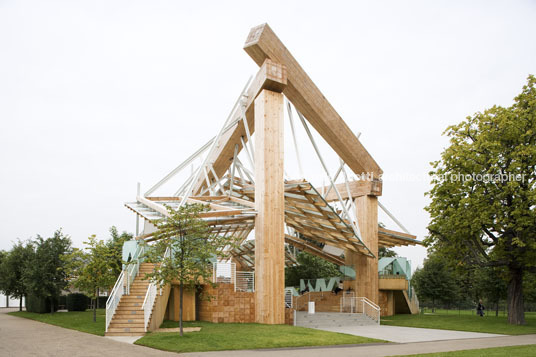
[1,0,535,271]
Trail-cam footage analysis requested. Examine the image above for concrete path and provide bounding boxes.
[0,308,175,357]
[181,335,536,357]
[1,308,534,357]
[312,324,505,343]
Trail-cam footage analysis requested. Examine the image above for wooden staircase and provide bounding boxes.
[105,263,155,336]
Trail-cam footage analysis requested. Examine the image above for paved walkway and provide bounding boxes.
[312,324,505,343]
[0,308,175,357]
[1,308,534,357]
[182,335,536,357]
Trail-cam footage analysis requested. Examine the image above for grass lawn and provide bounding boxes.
[382,311,536,335]
[9,309,105,336]
[135,320,386,353]
[399,344,536,356]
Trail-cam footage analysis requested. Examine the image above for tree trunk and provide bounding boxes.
[96,288,99,309]
[507,266,525,325]
[19,296,23,312]
[93,288,97,323]
[50,297,54,314]
[495,301,499,317]
[179,282,184,337]
[432,298,435,313]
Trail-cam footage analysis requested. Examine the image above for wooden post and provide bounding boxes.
[346,195,379,304]
[254,89,285,324]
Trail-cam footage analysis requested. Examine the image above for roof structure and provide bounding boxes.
[125,176,421,263]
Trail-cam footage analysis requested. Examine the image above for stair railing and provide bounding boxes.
[340,296,380,325]
[142,282,157,332]
[105,270,125,332]
[360,296,380,324]
[141,246,171,332]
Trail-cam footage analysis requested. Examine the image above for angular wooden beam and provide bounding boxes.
[378,226,421,247]
[317,180,382,201]
[285,234,344,266]
[244,23,382,178]
[193,59,287,194]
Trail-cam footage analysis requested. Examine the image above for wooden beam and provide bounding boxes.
[318,180,383,201]
[284,235,344,266]
[254,89,285,324]
[244,23,382,178]
[192,59,287,194]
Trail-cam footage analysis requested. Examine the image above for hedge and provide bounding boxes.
[66,293,88,311]
[26,295,58,313]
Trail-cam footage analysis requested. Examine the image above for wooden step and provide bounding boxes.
[105,331,145,336]
[107,327,146,333]
[109,322,145,328]
[118,302,143,308]
[114,310,142,315]
[111,318,144,324]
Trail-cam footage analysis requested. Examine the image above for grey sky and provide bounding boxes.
[1,0,535,271]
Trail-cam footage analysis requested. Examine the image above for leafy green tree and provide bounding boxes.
[0,240,33,311]
[411,254,459,312]
[107,226,133,277]
[525,273,536,310]
[475,266,507,316]
[24,230,72,313]
[65,235,121,322]
[379,247,398,258]
[426,75,536,324]
[142,204,237,336]
[285,251,342,287]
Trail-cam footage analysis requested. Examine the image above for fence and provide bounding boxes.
[212,261,254,292]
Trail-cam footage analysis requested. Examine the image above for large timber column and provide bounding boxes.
[346,195,379,304]
[254,89,285,324]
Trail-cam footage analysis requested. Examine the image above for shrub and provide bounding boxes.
[98,296,108,308]
[66,293,88,311]
[26,295,58,313]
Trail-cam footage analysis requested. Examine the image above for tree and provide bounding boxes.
[379,247,398,258]
[24,230,72,313]
[411,254,459,312]
[65,235,120,322]
[285,251,342,287]
[143,204,237,336]
[107,226,133,278]
[0,240,33,311]
[426,75,536,324]
[475,266,507,316]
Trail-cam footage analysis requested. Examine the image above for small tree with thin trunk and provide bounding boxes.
[65,235,120,322]
[142,203,237,336]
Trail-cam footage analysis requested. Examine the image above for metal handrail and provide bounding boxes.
[141,246,171,332]
[141,283,157,332]
[105,270,125,332]
[359,296,380,324]
[340,295,380,325]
